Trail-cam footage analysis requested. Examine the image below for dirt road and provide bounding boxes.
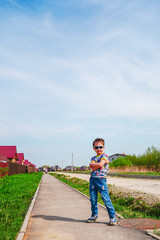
[56,172,160,200]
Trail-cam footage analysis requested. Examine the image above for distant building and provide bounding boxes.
[79,166,89,171]
[23,160,29,166]
[17,153,24,165]
[30,164,37,172]
[51,165,62,171]
[64,166,77,171]
[109,153,126,163]
[38,167,43,172]
[0,146,18,163]
[47,167,52,172]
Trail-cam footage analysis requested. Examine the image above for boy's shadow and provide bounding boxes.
[32,215,106,224]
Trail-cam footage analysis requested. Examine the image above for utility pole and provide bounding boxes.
[62,160,63,171]
[72,153,73,171]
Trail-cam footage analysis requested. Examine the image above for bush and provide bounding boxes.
[131,146,160,171]
[110,157,132,168]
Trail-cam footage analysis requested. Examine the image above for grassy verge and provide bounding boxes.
[50,173,160,220]
[0,172,43,240]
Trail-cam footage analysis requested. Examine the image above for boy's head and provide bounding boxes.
[93,138,105,155]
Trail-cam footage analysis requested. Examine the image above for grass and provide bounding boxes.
[50,173,160,221]
[0,172,43,240]
[153,229,160,236]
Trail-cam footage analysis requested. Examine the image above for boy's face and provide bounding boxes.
[93,141,105,155]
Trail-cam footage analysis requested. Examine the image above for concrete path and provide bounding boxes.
[24,174,154,240]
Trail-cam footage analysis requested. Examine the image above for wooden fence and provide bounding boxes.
[8,162,27,176]
[0,161,35,177]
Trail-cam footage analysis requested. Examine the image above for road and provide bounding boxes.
[55,172,160,199]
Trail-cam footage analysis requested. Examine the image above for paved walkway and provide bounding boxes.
[24,174,154,240]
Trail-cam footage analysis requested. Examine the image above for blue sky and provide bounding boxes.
[0,0,160,168]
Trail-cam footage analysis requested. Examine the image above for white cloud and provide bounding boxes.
[7,0,25,9]
[1,46,160,120]
[0,119,81,139]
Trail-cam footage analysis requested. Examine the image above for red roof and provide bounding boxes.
[24,160,28,166]
[0,146,17,160]
[17,153,24,164]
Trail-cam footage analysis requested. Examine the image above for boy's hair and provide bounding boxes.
[93,138,105,147]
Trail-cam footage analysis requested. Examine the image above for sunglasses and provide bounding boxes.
[94,146,104,149]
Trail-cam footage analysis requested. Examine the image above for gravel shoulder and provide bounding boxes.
[55,172,160,205]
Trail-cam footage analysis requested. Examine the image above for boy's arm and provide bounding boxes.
[90,159,107,171]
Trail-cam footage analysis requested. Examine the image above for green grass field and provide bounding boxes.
[0,172,43,240]
[50,173,160,220]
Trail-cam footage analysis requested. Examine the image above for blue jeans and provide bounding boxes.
[89,177,116,219]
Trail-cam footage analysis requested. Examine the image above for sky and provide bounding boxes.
[0,0,160,168]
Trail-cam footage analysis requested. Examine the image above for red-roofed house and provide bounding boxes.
[27,162,35,173]
[31,164,37,172]
[17,153,24,165]
[23,160,28,166]
[0,146,18,163]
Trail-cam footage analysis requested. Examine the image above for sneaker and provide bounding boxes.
[108,217,116,226]
[87,215,98,223]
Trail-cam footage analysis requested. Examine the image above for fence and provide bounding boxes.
[0,161,35,177]
[8,162,27,176]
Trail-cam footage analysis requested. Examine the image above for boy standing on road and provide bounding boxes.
[87,138,116,225]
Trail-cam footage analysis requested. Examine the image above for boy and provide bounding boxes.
[87,138,116,225]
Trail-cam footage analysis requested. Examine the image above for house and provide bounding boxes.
[23,160,29,166]
[38,167,43,172]
[27,163,34,173]
[32,164,37,171]
[51,165,62,171]
[17,153,24,165]
[79,166,89,171]
[109,153,126,163]
[30,163,36,169]
[0,146,18,163]
[64,166,77,171]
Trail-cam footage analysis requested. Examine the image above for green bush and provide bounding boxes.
[130,146,160,171]
[110,157,132,167]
